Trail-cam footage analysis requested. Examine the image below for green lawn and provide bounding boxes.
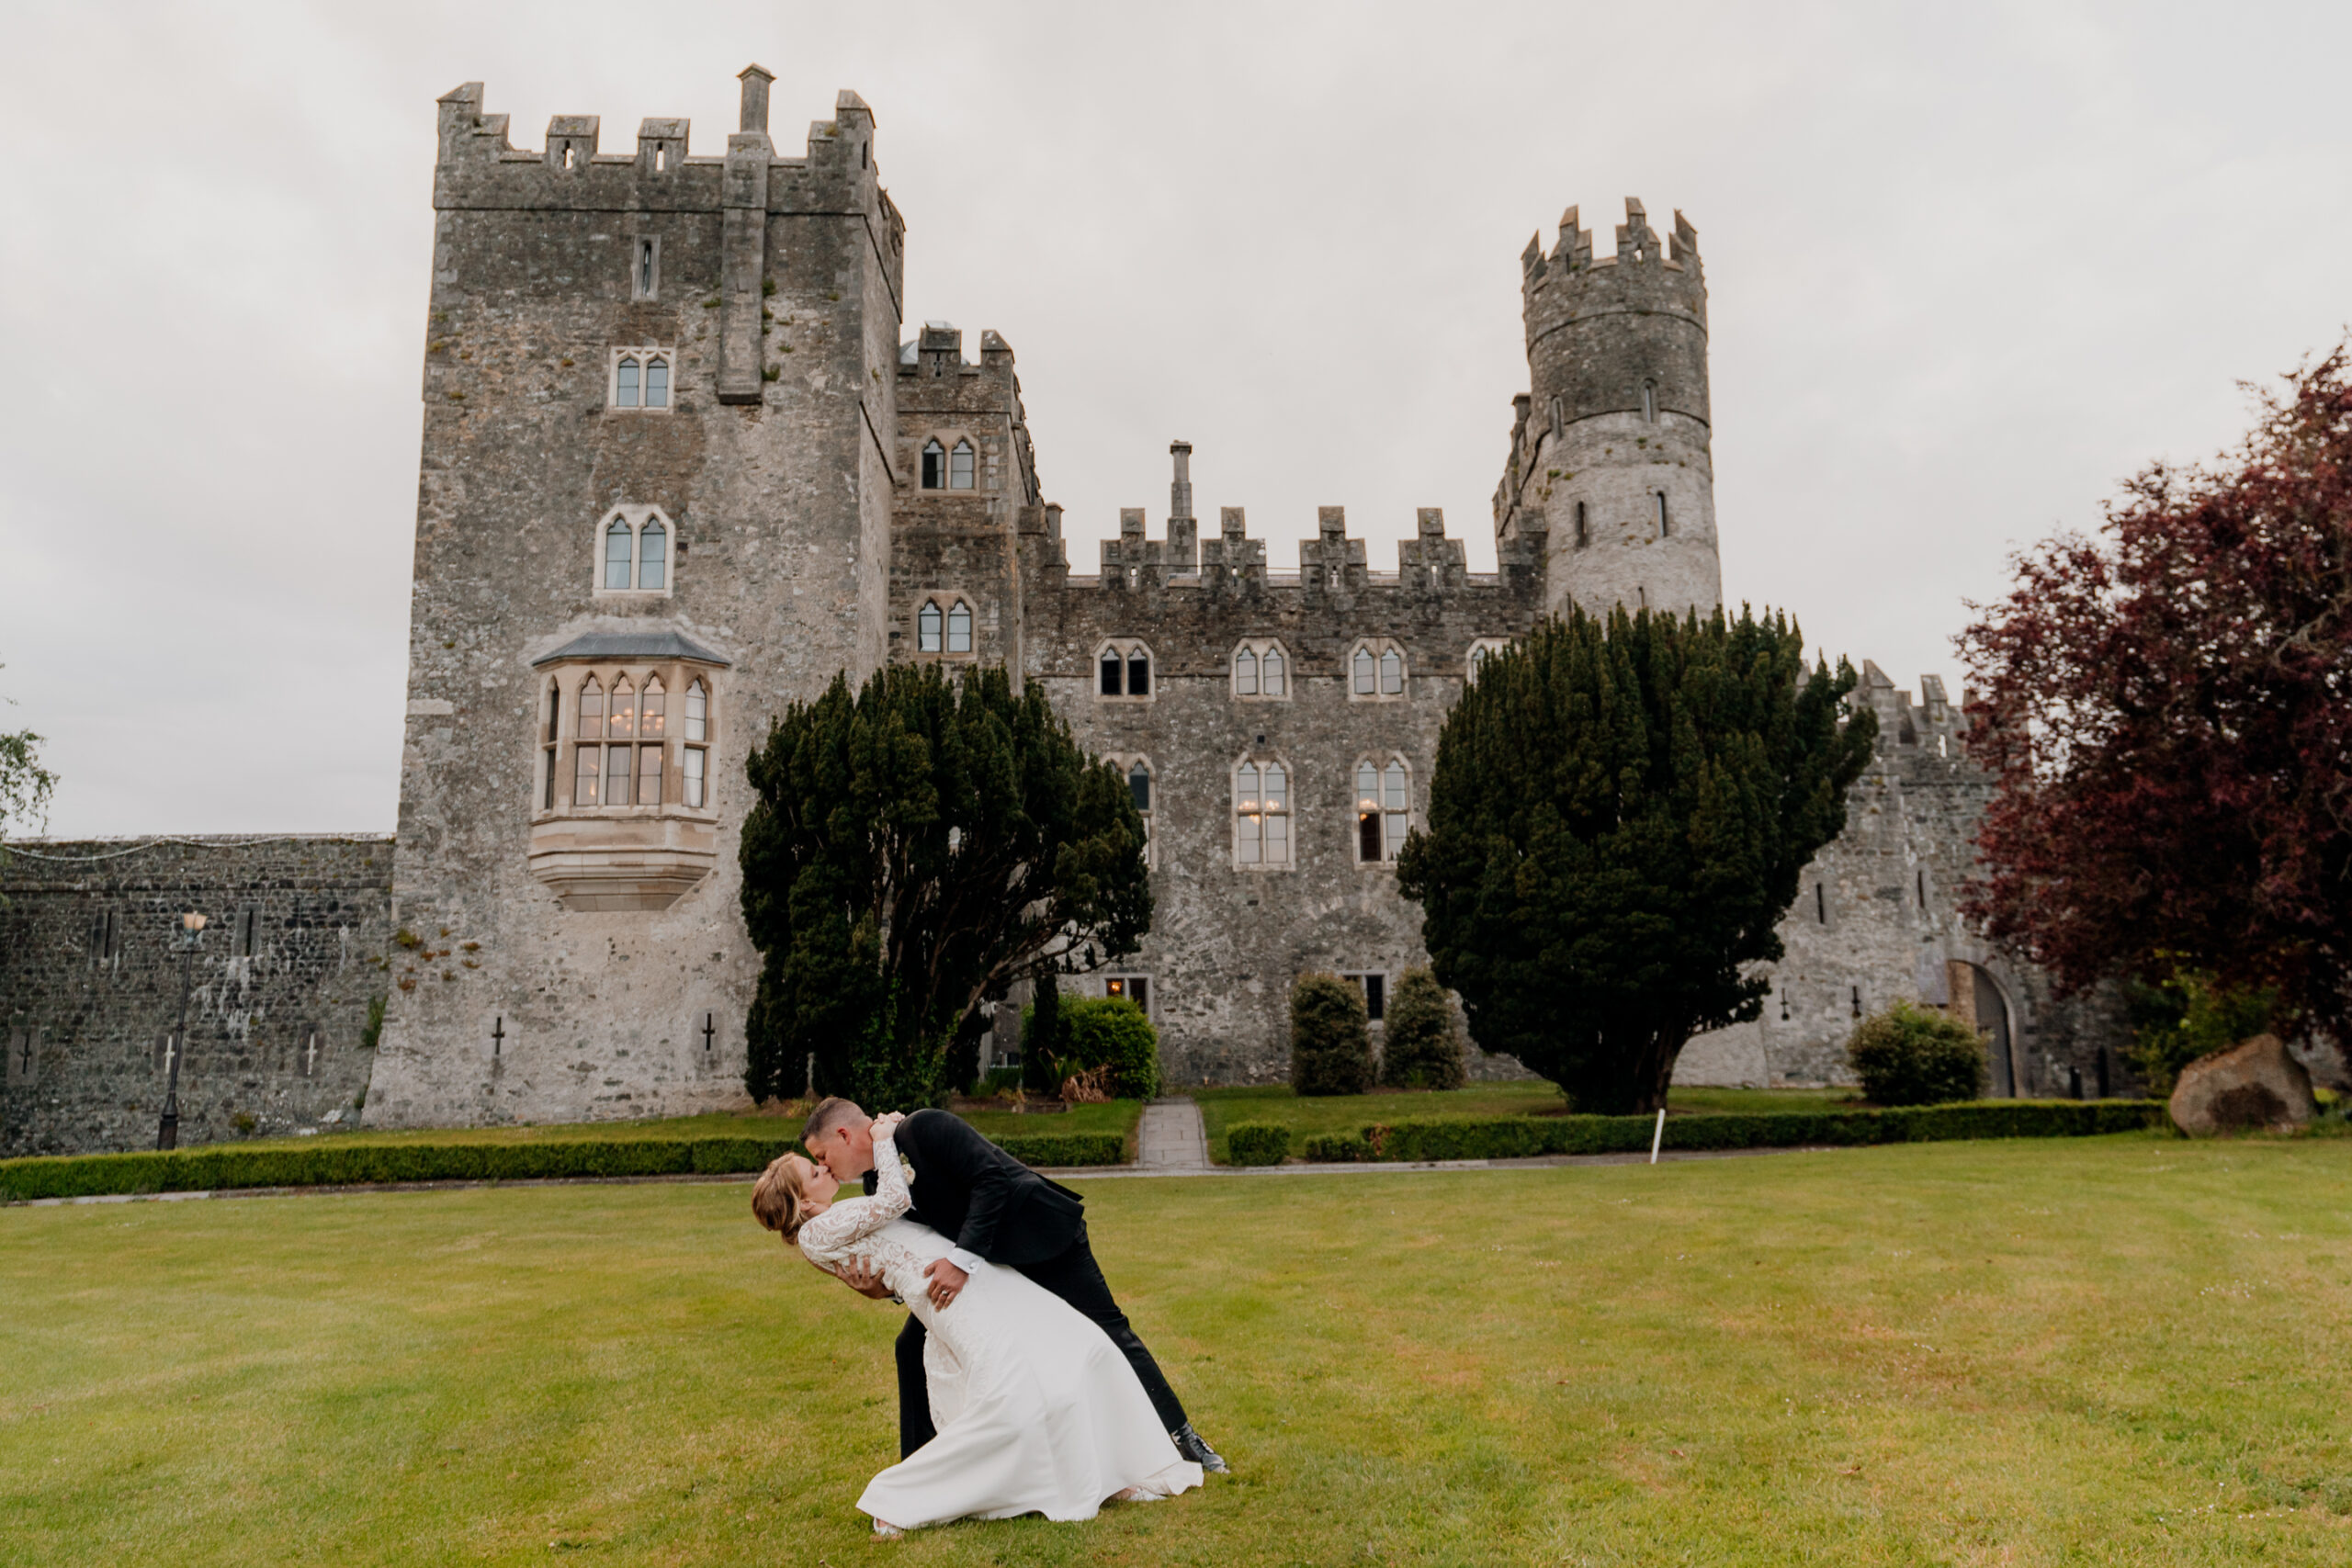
[220,1100,1146,1156]
[5,1134,2346,1564]
[1194,1082,1853,1163]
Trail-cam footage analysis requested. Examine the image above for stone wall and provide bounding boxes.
[0,837,393,1156]
[1013,482,1547,1083]
[1674,665,2143,1095]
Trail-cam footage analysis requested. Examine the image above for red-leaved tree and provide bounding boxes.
[1957,344,2352,1043]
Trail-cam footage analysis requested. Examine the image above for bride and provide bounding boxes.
[752,1112,1202,1536]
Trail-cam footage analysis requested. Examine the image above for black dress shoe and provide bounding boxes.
[1171,1423,1230,1474]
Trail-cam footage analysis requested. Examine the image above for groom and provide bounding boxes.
[801,1096,1228,1474]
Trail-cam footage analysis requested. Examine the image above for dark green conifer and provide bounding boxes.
[738,663,1150,1108]
[1397,604,1875,1114]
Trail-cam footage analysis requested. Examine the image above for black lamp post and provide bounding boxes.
[158,911,206,1151]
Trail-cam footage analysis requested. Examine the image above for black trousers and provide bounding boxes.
[893,1224,1189,1458]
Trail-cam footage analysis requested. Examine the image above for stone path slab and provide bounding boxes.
[1135,1097,1210,1171]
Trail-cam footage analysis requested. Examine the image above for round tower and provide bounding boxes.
[1514,198,1722,620]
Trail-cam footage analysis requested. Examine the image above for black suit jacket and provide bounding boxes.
[862,1108,1086,1267]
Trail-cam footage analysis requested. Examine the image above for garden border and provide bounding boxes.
[0,1129,1126,1204]
[1297,1100,2165,1162]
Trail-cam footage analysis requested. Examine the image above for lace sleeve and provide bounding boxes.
[796,1132,912,1263]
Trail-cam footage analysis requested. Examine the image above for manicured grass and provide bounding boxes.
[220,1100,1146,1156]
[5,1134,2347,1564]
[1195,1082,1851,1163]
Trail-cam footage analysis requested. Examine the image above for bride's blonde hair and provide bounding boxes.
[752,1153,813,1242]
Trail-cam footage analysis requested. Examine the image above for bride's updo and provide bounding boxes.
[752,1154,813,1242]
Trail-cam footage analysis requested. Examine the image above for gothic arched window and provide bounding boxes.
[918,602,943,652]
[638,520,667,590]
[922,440,945,490]
[1097,641,1152,699]
[949,440,977,491]
[1232,639,1289,701]
[946,600,973,654]
[1350,640,1407,701]
[605,520,634,590]
[1356,758,1410,863]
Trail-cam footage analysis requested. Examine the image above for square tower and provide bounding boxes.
[367,71,905,1127]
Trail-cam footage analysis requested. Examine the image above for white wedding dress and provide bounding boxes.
[797,1129,1203,1529]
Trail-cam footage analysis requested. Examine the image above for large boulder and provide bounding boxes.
[2169,1033,2317,1134]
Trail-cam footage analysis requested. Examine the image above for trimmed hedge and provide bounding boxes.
[1300,1130,1374,1163]
[1225,1122,1292,1167]
[0,1127,1127,1203]
[1303,1100,2166,1164]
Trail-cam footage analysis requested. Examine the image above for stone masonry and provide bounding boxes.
[0,838,392,1157]
[0,71,2131,1153]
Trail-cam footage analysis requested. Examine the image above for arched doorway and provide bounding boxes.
[1947,961,2019,1097]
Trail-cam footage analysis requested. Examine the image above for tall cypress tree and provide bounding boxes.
[1397,605,1876,1113]
[739,663,1151,1108]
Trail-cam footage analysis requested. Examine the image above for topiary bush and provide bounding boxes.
[1290,971,1373,1096]
[1225,1122,1291,1166]
[1847,999,1989,1106]
[1380,966,1467,1089]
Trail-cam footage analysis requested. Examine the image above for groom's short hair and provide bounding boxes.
[802,1096,866,1145]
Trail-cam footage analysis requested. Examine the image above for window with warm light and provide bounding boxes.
[1234,758,1292,868]
[1356,758,1410,863]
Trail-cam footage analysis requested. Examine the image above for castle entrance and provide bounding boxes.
[1948,961,2020,1097]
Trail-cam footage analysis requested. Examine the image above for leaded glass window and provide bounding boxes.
[638,521,667,590]
[605,521,633,590]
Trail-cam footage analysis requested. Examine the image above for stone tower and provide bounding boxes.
[1498,198,1724,620]
[364,69,905,1128]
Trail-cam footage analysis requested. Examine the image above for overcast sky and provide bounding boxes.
[5,0,2346,838]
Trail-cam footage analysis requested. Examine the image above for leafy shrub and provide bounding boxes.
[2124,965,2281,1095]
[1067,997,1160,1100]
[1291,972,1373,1096]
[1225,1122,1291,1166]
[0,1125,1125,1203]
[1020,992,1161,1100]
[1380,967,1466,1089]
[359,993,387,1051]
[1294,1101,2165,1162]
[1847,1000,1988,1106]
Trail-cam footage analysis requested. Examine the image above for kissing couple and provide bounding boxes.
[752,1097,1227,1537]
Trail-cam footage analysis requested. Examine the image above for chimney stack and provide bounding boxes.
[738,64,774,133]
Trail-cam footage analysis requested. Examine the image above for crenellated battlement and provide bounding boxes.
[430,68,888,219]
[1064,446,1539,605]
[1521,197,1706,335]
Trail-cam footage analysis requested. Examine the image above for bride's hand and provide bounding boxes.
[873,1111,907,1136]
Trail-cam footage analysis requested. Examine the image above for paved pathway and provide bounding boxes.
[1135,1097,1211,1172]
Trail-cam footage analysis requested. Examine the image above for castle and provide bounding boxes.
[0,71,2126,1156]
